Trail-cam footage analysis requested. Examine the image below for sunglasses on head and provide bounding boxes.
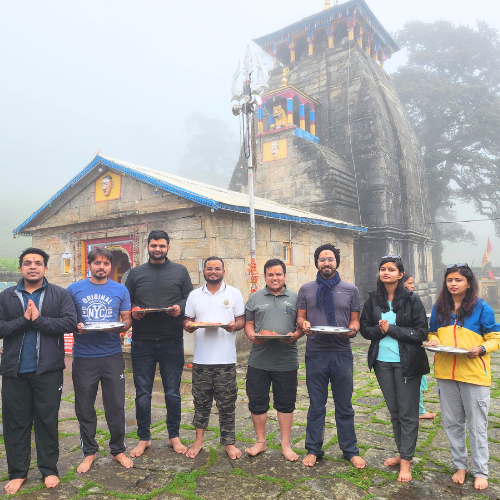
[446,263,469,269]
[382,255,402,261]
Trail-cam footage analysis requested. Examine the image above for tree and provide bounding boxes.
[178,112,240,188]
[392,20,500,270]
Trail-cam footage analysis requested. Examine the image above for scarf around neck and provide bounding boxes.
[316,271,342,326]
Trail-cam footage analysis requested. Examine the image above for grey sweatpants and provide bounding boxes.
[374,361,421,461]
[437,378,490,478]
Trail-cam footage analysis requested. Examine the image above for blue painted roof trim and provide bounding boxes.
[13,155,366,235]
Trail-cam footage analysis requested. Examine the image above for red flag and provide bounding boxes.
[482,237,492,270]
[489,270,496,280]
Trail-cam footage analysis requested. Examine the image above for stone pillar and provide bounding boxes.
[357,25,363,47]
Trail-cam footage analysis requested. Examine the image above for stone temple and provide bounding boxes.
[229,0,436,307]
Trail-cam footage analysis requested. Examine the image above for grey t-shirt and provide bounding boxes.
[297,280,361,352]
[245,286,298,372]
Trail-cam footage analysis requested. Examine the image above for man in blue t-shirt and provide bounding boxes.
[67,247,132,473]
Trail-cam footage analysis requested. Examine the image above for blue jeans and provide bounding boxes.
[305,350,359,459]
[131,338,184,440]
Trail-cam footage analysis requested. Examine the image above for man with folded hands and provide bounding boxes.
[243,258,303,461]
[183,256,245,459]
[67,247,132,473]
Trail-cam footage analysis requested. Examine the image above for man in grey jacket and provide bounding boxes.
[0,248,77,495]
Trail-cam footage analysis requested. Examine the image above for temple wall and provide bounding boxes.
[29,172,357,355]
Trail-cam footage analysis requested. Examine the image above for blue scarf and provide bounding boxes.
[316,271,342,326]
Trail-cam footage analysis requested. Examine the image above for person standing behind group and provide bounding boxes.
[403,273,436,420]
[427,264,500,491]
[0,248,77,495]
[244,259,303,462]
[360,256,429,483]
[298,243,365,469]
[183,256,245,459]
[67,247,133,473]
[125,230,193,457]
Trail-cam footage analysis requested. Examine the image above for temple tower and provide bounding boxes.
[229,0,436,307]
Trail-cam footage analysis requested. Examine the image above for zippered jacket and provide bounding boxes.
[0,281,77,377]
[360,288,430,379]
[125,259,193,340]
[428,299,500,386]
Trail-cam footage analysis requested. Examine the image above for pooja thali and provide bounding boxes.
[79,322,127,333]
[425,345,469,354]
[309,326,352,334]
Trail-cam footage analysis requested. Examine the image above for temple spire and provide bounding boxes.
[323,0,330,10]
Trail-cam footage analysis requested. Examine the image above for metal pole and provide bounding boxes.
[247,111,256,265]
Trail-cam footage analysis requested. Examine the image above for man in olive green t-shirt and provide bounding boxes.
[244,259,304,462]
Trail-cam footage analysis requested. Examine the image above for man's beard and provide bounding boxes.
[205,275,223,284]
[149,250,167,261]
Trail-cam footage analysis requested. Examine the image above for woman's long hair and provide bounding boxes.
[374,258,406,313]
[435,265,479,326]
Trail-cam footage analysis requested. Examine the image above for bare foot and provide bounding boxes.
[44,475,60,489]
[452,469,466,484]
[398,459,412,482]
[281,444,298,462]
[112,453,133,468]
[350,456,366,469]
[225,444,242,460]
[384,455,401,467]
[419,412,437,419]
[302,454,317,467]
[129,440,151,458]
[474,477,488,490]
[4,478,26,495]
[245,442,267,456]
[186,440,204,459]
[77,454,96,473]
[168,437,187,454]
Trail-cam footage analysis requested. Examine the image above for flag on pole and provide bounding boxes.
[488,270,497,280]
[482,237,492,270]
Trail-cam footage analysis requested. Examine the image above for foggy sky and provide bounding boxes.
[1,0,499,265]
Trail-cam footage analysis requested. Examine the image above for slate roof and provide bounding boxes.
[13,155,366,235]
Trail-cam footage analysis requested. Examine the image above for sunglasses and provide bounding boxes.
[382,255,402,261]
[446,263,469,269]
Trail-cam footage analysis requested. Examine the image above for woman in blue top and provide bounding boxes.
[360,257,429,483]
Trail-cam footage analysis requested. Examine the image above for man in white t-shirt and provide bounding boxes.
[183,256,245,459]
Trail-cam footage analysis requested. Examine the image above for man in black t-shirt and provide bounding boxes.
[125,230,193,458]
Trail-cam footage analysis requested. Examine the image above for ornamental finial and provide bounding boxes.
[323,0,330,9]
[281,67,290,87]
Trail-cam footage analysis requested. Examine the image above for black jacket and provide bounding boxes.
[360,288,429,379]
[125,259,193,340]
[0,281,77,377]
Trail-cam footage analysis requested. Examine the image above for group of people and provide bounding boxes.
[0,230,498,495]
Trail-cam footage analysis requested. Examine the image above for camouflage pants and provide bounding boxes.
[192,363,237,445]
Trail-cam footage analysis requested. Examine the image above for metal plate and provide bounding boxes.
[252,334,291,339]
[79,322,127,333]
[309,326,352,334]
[425,345,469,354]
[190,322,228,328]
[133,307,175,313]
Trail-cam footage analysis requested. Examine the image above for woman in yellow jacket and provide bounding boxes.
[427,264,500,490]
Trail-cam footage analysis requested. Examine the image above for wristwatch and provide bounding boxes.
[479,345,486,356]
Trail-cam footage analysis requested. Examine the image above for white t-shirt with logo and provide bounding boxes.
[184,282,245,364]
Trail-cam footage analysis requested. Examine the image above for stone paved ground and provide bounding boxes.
[1,336,500,499]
